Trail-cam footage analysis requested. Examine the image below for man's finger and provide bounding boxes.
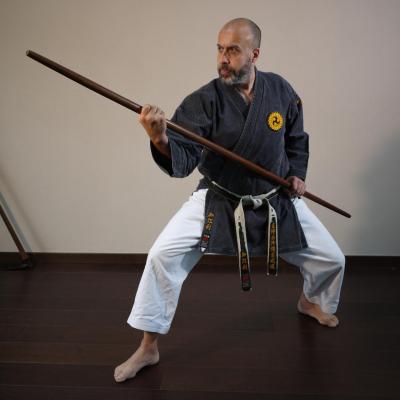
[141,104,152,115]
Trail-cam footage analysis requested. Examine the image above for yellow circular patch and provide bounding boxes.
[267,112,283,132]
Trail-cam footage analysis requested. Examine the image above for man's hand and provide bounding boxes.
[283,176,306,198]
[139,104,171,158]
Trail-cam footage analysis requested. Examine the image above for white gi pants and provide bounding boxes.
[127,189,345,334]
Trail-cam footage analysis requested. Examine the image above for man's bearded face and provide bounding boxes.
[217,27,255,87]
[218,56,252,86]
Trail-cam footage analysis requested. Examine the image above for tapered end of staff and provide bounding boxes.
[26,50,38,58]
[304,191,351,218]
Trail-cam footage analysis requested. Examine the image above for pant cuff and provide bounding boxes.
[127,317,170,334]
[304,292,338,314]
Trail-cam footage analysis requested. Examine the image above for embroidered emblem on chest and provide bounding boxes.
[267,112,283,132]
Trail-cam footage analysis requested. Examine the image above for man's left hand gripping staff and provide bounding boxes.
[139,104,171,159]
[283,176,307,198]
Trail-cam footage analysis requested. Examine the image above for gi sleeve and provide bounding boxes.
[284,94,309,181]
[150,92,213,178]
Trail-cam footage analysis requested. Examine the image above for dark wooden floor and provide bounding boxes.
[0,258,399,399]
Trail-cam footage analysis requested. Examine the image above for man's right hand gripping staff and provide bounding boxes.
[139,104,171,159]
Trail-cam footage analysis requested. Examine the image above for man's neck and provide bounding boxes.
[236,66,256,103]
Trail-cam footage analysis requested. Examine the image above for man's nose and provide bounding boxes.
[220,51,229,64]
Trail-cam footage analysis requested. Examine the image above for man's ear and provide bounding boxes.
[252,48,260,63]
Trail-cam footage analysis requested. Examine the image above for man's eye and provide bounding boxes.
[228,48,238,55]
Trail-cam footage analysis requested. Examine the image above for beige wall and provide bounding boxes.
[1,0,399,255]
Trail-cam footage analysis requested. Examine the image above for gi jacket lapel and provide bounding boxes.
[223,82,250,119]
[231,68,265,159]
[218,68,267,192]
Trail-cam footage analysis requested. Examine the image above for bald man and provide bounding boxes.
[114,18,345,383]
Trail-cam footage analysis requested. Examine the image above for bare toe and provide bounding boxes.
[325,315,339,327]
[114,365,131,382]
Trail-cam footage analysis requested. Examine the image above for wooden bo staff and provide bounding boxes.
[26,50,351,218]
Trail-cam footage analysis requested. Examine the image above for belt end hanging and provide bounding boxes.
[240,250,252,290]
[266,213,279,276]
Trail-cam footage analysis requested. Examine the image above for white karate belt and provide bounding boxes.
[207,179,281,291]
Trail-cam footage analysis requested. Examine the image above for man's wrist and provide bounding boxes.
[152,137,171,159]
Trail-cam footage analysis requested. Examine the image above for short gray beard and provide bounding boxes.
[219,58,253,87]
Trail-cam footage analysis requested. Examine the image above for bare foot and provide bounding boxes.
[114,343,159,383]
[297,292,339,328]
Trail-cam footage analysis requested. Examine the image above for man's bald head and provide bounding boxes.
[220,18,261,49]
[217,18,261,87]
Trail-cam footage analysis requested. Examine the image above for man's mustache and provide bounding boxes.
[218,64,234,73]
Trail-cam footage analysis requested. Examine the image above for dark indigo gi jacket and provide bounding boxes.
[151,68,309,255]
